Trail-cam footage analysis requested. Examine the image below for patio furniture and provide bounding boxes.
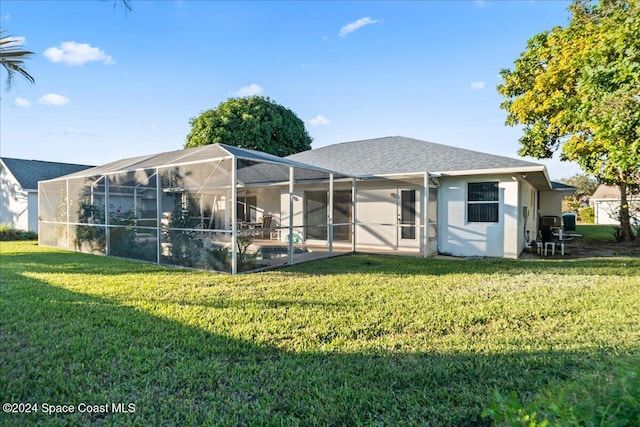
[254,215,273,238]
[537,225,565,256]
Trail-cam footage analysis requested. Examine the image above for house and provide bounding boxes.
[590,184,640,225]
[1,157,93,232]
[38,136,569,273]
[288,136,572,258]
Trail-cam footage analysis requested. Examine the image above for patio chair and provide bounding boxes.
[255,215,272,238]
[539,225,564,256]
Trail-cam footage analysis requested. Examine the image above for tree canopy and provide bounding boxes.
[185,96,312,157]
[498,0,640,240]
[559,173,599,213]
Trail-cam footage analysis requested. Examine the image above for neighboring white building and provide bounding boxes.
[590,184,640,225]
[0,158,93,232]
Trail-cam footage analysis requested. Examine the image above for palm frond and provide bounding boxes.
[0,31,35,91]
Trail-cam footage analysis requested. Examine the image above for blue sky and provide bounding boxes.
[1,0,582,179]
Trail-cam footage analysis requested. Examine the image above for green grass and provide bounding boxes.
[1,241,639,426]
[576,223,638,241]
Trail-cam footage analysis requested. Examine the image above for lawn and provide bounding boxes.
[575,223,634,241]
[1,241,639,426]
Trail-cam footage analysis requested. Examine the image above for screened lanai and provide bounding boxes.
[39,143,439,273]
[38,144,359,273]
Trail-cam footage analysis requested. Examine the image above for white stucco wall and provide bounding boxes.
[438,174,525,258]
[28,191,39,232]
[277,179,425,251]
[0,163,30,231]
[591,199,640,225]
[538,191,564,218]
[355,179,422,252]
[255,187,281,225]
[519,180,538,248]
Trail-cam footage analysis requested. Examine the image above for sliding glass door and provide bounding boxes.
[304,190,352,242]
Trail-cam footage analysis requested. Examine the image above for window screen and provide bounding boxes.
[467,182,499,222]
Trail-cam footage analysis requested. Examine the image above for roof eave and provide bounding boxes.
[433,165,553,190]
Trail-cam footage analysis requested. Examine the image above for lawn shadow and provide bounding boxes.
[2,264,634,426]
[282,252,640,278]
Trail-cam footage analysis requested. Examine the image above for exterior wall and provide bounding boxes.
[0,163,30,231]
[438,174,524,258]
[519,180,538,248]
[592,198,640,225]
[355,179,423,252]
[278,178,426,252]
[255,187,281,225]
[538,191,563,218]
[28,191,39,232]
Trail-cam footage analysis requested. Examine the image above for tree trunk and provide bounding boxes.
[618,181,634,241]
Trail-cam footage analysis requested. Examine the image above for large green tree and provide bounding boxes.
[560,173,599,213]
[498,0,640,241]
[185,96,312,157]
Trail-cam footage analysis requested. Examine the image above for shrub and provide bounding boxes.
[578,206,594,223]
[0,224,38,241]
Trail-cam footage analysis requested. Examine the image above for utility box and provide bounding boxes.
[562,213,577,231]
[541,215,562,228]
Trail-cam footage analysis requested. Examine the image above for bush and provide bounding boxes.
[578,206,594,223]
[0,224,37,241]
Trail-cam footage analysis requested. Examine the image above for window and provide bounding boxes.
[237,196,257,222]
[467,182,499,223]
[400,190,416,239]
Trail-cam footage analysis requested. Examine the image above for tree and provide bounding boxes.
[185,96,312,157]
[0,31,34,91]
[498,0,640,241]
[559,173,599,213]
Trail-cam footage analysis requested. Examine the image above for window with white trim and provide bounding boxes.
[467,182,499,223]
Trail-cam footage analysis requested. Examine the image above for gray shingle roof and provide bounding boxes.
[59,143,340,181]
[287,136,543,177]
[551,181,577,191]
[1,157,94,190]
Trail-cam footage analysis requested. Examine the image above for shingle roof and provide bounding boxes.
[551,181,576,191]
[591,184,622,200]
[1,157,94,190]
[287,136,543,177]
[59,143,340,182]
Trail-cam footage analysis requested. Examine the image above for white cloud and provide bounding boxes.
[44,41,114,66]
[339,17,380,37]
[63,128,93,136]
[232,83,263,97]
[38,94,70,106]
[308,115,330,126]
[471,81,486,90]
[1,13,10,22]
[14,97,31,108]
